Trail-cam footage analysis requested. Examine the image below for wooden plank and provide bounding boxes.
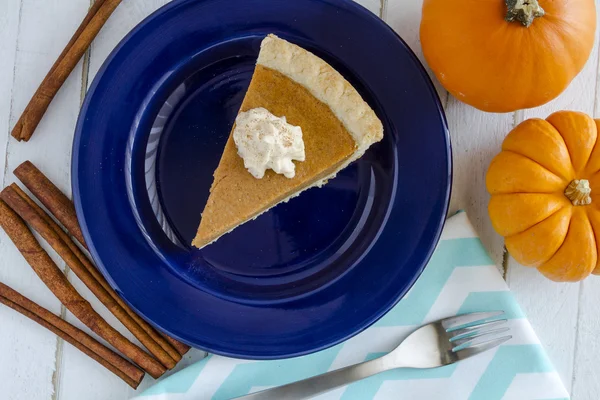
[354,0,381,15]
[444,102,513,269]
[6,0,89,192]
[86,0,170,82]
[506,3,600,395]
[0,0,20,181]
[506,263,580,395]
[384,0,447,102]
[1,1,90,399]
[572,5,600,396]
[385,0,509,268]
[572,279,600,400]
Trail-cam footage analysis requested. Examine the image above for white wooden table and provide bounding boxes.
[0,1,598,399]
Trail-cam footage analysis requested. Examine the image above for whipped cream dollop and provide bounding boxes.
[233,107,305,179]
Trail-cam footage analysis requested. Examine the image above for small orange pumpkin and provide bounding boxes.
[420,0,596,112]
[487,111,600,282]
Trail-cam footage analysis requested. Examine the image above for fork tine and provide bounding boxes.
[451,327,510,349]
[442,311,505,331]
[454,335,512,360]
[449,319,508,340]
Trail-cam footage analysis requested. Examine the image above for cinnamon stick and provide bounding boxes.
[163,334,191,357]
[0,200,165,378]
[11,0,123,142]
[15,161,86,248]
[1,185,179,369]
[14,160,191,356]
[10,183,185,362]
[0,282,144,388]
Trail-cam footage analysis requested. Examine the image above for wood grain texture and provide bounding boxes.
[506,262,580,394]
[10,0,123,142]
[86,0,170,82]
[571,5,600,396]
[572,279,600,399]
[444,102,512,269]
[0,0,20,182]
[384,0,447,102]
[354,0,381,15]
[1,1,91,399]
[6,0,89,191]
[505,2,600,393]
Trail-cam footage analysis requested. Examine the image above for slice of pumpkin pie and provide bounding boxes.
[192,34,384,249]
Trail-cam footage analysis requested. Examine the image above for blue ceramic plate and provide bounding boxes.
[72,0,451,359]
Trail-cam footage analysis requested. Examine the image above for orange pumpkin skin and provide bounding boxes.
[487,111,600,282]
[420,0,596,113]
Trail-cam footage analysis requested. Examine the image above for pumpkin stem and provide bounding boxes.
[565,179,592,206]
[505,0,545,27]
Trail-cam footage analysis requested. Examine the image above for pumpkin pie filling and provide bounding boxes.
[193,35,383,248]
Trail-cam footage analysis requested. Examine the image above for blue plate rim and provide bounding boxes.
[72,0,452,359]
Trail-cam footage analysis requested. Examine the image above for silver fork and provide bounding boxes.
[234,311,511,400]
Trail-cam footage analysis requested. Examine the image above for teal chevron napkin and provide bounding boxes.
[136,212,569,400]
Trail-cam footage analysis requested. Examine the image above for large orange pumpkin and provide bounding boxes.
[487,111,600,282]
[420,0,596,113]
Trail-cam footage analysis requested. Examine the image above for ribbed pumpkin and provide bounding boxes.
[487,111,600,282]
[420,0,596,113]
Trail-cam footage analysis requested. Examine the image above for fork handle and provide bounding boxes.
[233,355,394,399]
